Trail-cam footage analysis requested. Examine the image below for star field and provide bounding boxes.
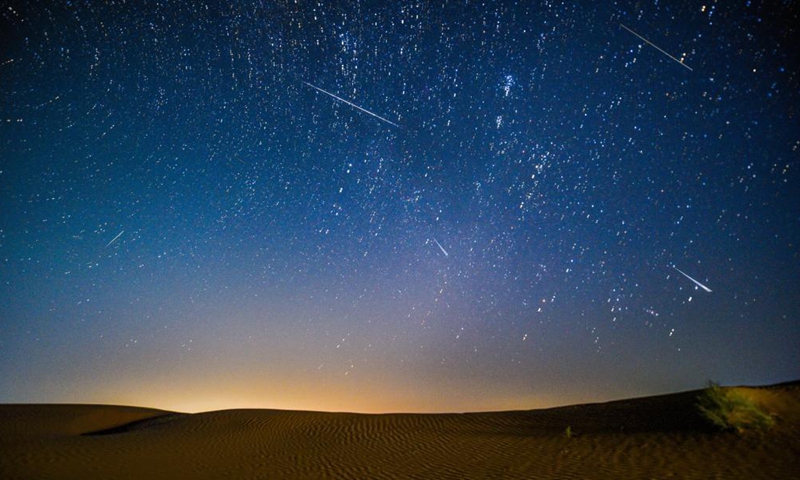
[1,0,798,413]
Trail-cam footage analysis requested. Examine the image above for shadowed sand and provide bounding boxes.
[1,382,798,479]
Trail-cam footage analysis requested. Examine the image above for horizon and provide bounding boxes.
[3,378,797,416]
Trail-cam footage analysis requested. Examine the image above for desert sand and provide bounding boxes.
[1,382,798,479]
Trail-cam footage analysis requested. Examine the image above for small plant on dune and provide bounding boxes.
[696,381,774,433]
[564,425,573,439]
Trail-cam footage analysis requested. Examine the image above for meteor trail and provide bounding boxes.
[105,230,124,248]
[302,81,400,127]
[674,266,712,292]
[619,23,693,72]
[432,238,449,257]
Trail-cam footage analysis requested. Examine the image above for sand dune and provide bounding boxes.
[2,382,798,479]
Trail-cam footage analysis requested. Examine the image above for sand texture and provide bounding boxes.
[1,383,798,479]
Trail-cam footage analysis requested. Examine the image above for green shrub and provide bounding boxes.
[696,381,774,432]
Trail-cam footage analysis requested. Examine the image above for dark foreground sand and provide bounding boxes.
[1,383,798,479]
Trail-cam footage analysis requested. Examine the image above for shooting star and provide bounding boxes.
[302,81,400,127]
[673,266,712,292]
[620,23,693,72]
[105,230,124,248]
[432,238,449,257]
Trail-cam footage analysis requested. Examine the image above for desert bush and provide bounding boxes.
[696,381,774,432]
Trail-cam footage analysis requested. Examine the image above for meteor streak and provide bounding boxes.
[620,23,693,71]
[674,266,712,292]
[302,81,399,127]
[432,238,449,257]
[105,230,124,248]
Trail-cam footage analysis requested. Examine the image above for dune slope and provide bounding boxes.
[1,383,798,479]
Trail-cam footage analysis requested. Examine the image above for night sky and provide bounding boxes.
[1,1,798,414]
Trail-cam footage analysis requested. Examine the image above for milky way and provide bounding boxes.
[1,1,797,413]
